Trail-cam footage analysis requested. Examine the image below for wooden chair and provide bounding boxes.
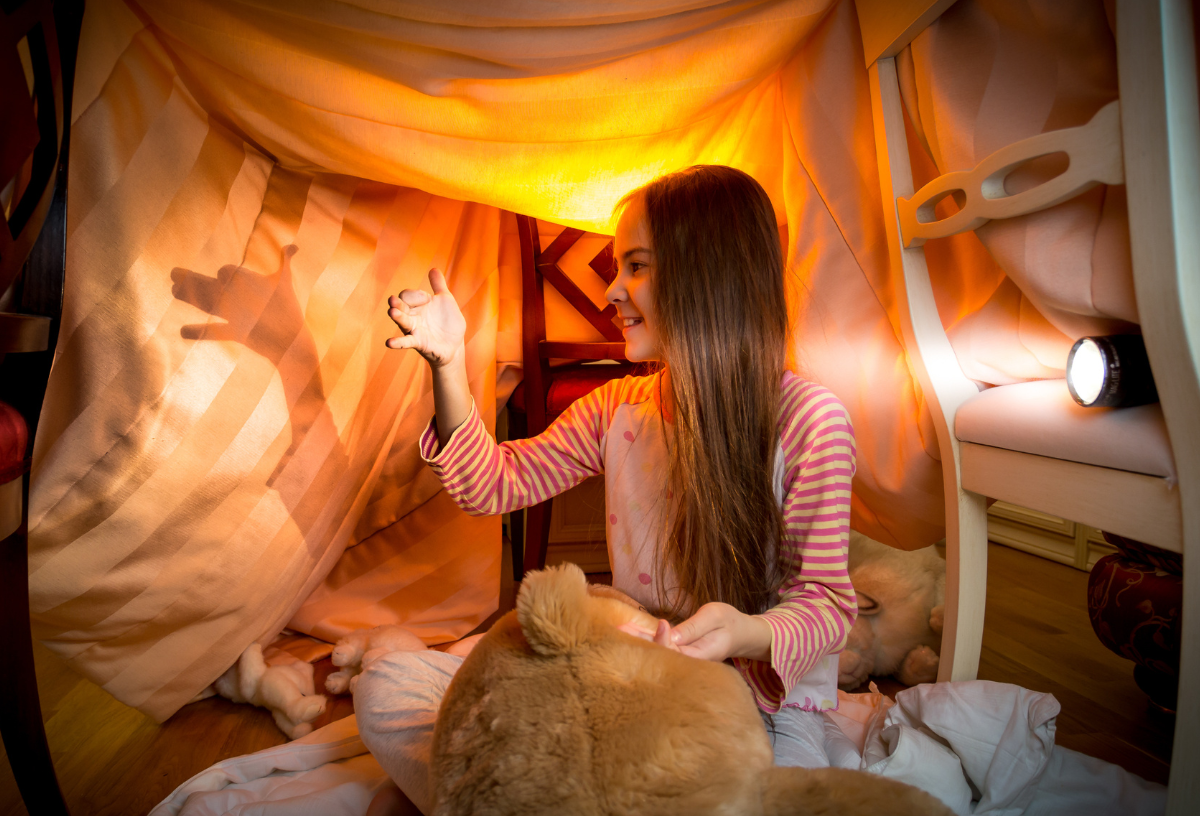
[856,0,1199,811]
[506,214,634,580]
[1,1,82,813]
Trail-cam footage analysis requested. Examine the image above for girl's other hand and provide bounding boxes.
[386,268,467,368]
[665,602,773,663]
[617,604,772,663]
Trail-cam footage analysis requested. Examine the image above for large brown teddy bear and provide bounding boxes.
[429,563,954,816]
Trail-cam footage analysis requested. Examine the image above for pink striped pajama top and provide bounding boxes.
[419,369,857,713]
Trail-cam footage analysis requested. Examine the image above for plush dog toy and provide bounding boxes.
[429,563,954,816]
[838,532,945,690]
[213,643,327,739]
[325,624,427,695]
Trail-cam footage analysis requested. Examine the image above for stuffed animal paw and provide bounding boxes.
[838,611,876,689]
[896,644,940,686]
[929,604,945,635]
[213,643,327,739]
[325,624,427,695]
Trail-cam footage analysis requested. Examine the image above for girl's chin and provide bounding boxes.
[623,342,658,363]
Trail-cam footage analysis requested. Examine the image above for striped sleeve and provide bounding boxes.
[735,379,858,712]
[418,380,622,516]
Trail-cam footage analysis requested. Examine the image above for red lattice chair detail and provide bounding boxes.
[507,215,632,580]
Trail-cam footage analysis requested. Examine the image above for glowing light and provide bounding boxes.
[1067,338,1105,406]
[1066,335,1158,408]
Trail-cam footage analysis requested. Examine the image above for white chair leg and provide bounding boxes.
[1169,543,1199,813]
[938,487,989,682]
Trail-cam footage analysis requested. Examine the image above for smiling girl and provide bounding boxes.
[360,165,857,812]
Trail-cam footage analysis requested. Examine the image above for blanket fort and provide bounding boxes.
[30,0,1132,718]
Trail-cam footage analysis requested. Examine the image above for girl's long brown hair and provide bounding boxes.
[628,165,789,618]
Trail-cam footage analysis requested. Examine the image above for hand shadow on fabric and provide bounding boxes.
[170,246,349,527]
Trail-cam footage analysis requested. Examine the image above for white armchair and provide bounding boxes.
[856,1,1200,813]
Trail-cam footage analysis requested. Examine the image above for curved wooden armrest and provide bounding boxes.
[0,313,51,353]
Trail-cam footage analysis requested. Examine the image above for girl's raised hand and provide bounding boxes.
[386,268,467,368]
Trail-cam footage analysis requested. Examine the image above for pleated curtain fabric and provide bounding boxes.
[29,0,1130,719]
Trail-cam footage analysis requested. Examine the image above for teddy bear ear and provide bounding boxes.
[856,591,881,616]
[516,563,592,656]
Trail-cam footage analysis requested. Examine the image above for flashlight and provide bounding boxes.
[1066,335,1158,408]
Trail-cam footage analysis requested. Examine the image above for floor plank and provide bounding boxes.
[1,542,1174,814]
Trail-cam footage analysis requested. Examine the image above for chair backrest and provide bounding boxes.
[514,214,626,434]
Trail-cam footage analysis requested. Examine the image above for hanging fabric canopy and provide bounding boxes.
[28,0,1130,720]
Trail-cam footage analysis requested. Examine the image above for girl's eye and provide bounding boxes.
[629,262,646,274]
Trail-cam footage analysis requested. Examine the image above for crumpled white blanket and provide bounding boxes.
[823,681,1165,816]
[148,716,391,816]
[151,680,1165,816]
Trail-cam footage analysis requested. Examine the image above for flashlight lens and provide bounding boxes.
[1068,338,1105,405]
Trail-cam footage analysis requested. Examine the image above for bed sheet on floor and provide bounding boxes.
[151,680,1165,816]
[148,715,391,816]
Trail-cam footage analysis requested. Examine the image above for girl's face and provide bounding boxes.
[607,195,661,362]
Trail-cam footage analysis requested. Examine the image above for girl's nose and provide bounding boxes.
[605,273,625,305]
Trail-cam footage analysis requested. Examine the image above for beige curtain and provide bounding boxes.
[30,0,1126,719]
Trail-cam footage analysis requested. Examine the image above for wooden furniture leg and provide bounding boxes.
[0,481,69,816]
[523,501,553,576]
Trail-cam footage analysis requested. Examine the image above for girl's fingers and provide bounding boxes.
[670,602,734,646]
[653,620,681,651]
[616,622,654,642]
[385,334,420,350]
[428,268,449,295]
[654,620,667,643]
[389,307,418,332]
[669,616,707,646]
[669,623,690,646]
[399,289,431,307]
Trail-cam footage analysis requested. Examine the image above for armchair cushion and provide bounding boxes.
[954,379,1175,478]
[0,400,29,485]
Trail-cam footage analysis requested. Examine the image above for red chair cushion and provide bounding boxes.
[510,363,639,419]
[0,400,29,484]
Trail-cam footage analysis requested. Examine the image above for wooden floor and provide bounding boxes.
[976,543,1173,784]
[0,543,1174,815]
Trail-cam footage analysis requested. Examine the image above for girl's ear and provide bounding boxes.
[856,592,881,616]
